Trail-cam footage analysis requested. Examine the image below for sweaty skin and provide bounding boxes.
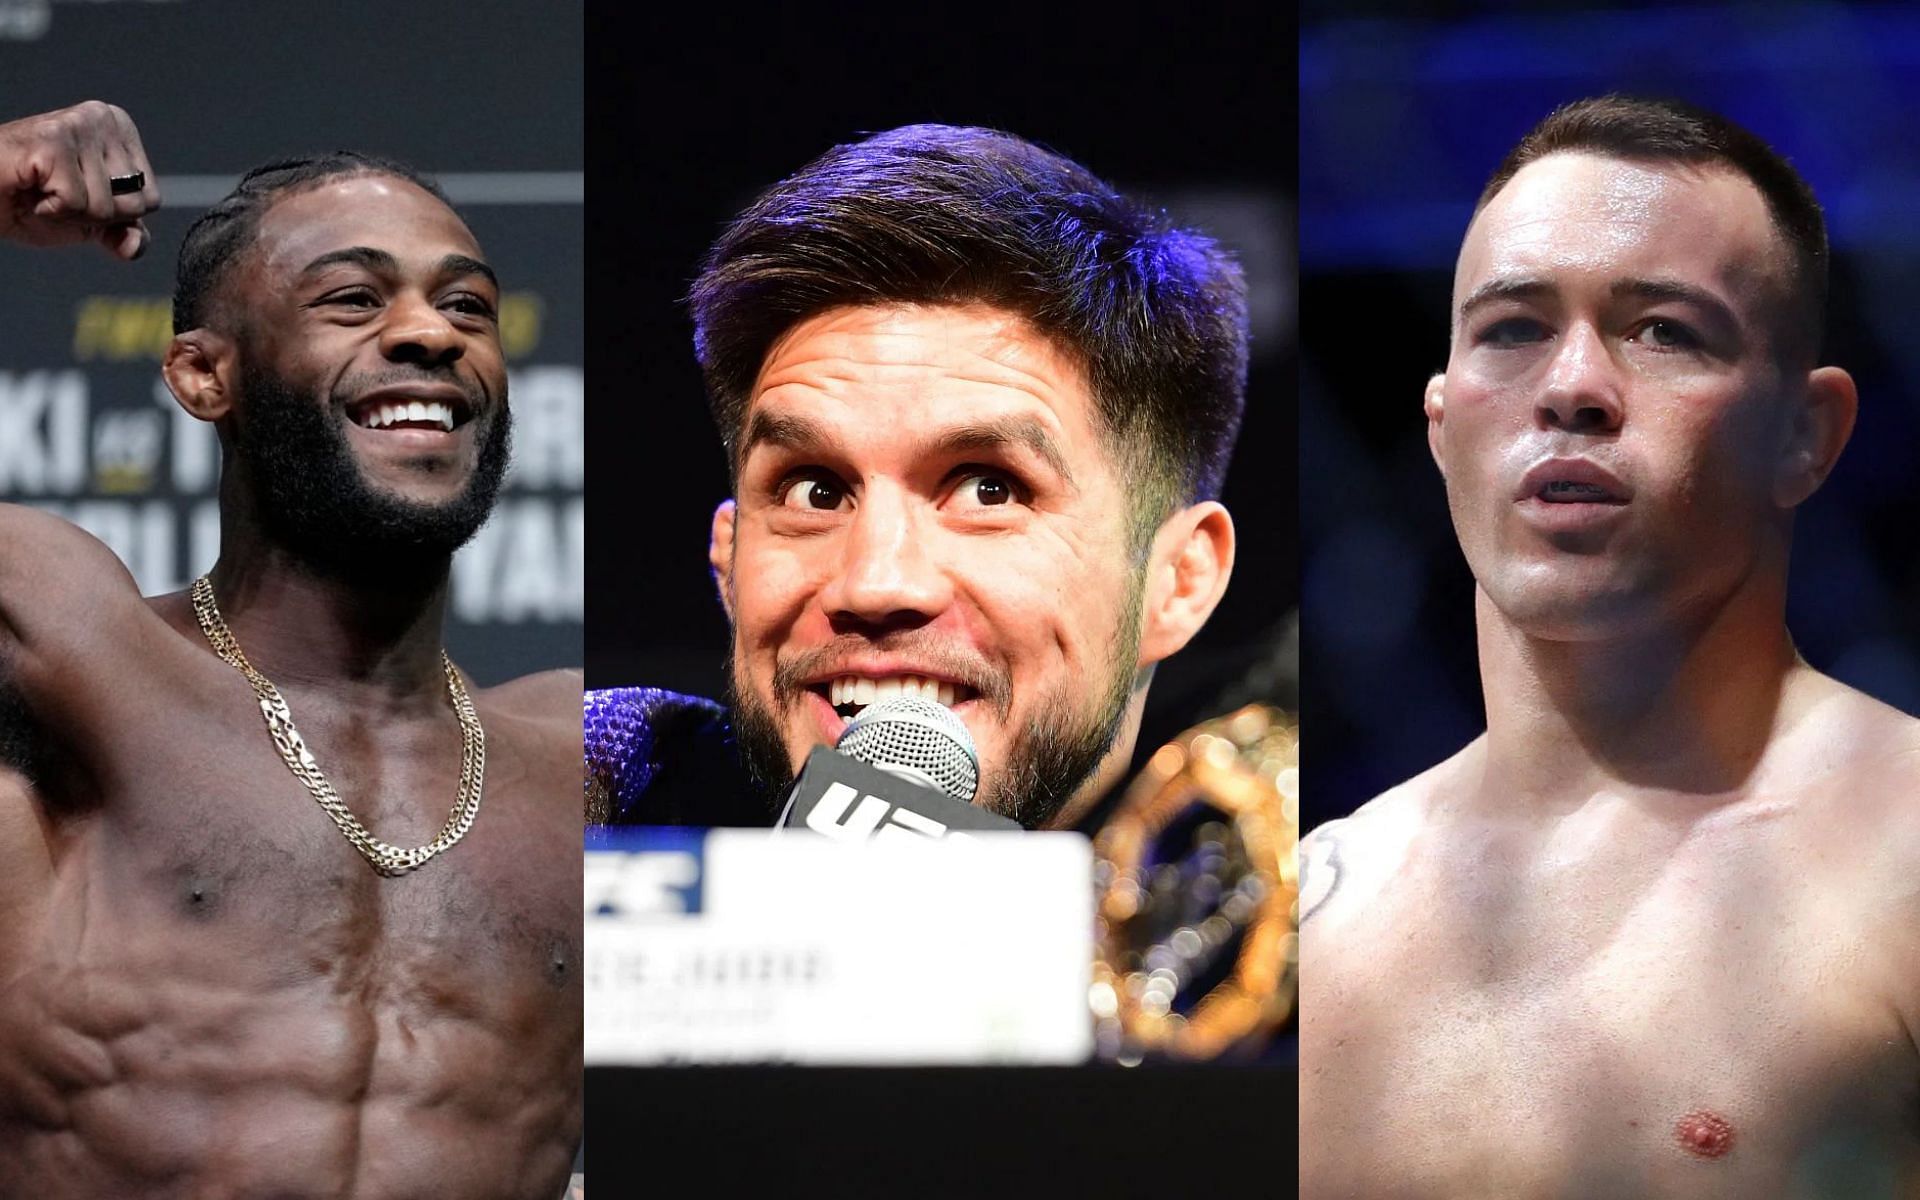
[0,514,583,1199]
[1300,152,1920,1199]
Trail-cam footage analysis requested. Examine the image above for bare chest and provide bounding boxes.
[0,674,582,1197]
[1301,833,1920,1198]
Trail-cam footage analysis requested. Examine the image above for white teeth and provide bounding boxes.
[827,674,964,711]
[360,400,458,430]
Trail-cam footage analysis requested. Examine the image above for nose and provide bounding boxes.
[1535,323,1622,434]
[378,291,464,367]
[819,484,952,632]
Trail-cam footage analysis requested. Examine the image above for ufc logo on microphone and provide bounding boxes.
[803,782,974,844]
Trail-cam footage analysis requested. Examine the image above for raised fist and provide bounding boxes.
[0,100,160,260]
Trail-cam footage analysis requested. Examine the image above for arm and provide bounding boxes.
[0,503,145,701]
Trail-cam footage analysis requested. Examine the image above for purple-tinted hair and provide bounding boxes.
[690,124,1249,530]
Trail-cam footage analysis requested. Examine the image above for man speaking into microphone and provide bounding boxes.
[589,123,1249,830]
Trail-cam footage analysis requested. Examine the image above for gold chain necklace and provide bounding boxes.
[190,575,486,877]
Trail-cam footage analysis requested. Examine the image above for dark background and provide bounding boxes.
[586,8,1298,774]
[0,0,583,682]
[582,3,1298,1175]
[1300,0,1920,829]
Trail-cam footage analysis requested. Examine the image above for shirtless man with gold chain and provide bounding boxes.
[0,103,582,1197]
[1301,97,1920,1198]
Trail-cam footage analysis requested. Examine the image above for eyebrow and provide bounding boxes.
[1458,275,1739,330]
[738,410,829,462]
[437,252,498,288]
[1457,277,1552,323]
[927,416,1074,486]
[737,411,1075,486]
[1608,278,1737,330]
[298,246,498,288]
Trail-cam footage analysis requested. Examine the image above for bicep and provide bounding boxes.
[0,503,142,686]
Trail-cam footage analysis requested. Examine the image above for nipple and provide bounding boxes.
[1673,1109,1735,1159]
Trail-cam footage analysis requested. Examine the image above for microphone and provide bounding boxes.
[779,695,1019,839]
[838,694,979,801]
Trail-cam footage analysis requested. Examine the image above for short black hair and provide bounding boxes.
[1476,95,1828,363]
[172,151,450,334]
[690,124,1249,533]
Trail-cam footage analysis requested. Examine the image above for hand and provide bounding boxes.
[0,101,160,260]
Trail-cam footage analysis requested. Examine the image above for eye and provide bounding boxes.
[1477,317,1547,347]
[951,471,1021,508]
[321,288,380,309]
[443,293,497,318]
[778,475,851,512]
[1633,318,1700,350]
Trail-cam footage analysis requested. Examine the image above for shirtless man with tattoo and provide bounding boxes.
[0,104,582,1197]
[1301,96,1920,1198]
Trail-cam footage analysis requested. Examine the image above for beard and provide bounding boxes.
[231,362,512,579]
[728,574,1145,831]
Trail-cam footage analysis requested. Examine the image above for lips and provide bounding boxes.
[1517,458,1630,505]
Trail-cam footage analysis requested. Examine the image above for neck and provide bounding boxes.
[205,519,453,698]
[1474,565,1800,808]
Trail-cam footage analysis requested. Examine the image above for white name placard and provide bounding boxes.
[584,829,1094,1065]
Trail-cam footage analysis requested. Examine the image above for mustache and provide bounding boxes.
[770,632,1013,718]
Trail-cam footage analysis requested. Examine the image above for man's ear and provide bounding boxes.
[1138,501,1235,667]
[709,499,738,624]
[1774,366,1858,508]
[162,330,236,423]
[1424,373,1448,478]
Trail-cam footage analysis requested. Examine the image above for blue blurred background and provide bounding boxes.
[1301,1,1920,828]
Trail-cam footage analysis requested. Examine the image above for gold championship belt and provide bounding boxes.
[1091,703,1298,1060]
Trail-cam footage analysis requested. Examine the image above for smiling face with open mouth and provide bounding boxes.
[231,174,507,506]
[711,302,1156,828]
[204,174,512,570]
[1430,152,1812,639]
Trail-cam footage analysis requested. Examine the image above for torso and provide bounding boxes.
[0,517,581,1200]
[1301,695,1920,1199]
